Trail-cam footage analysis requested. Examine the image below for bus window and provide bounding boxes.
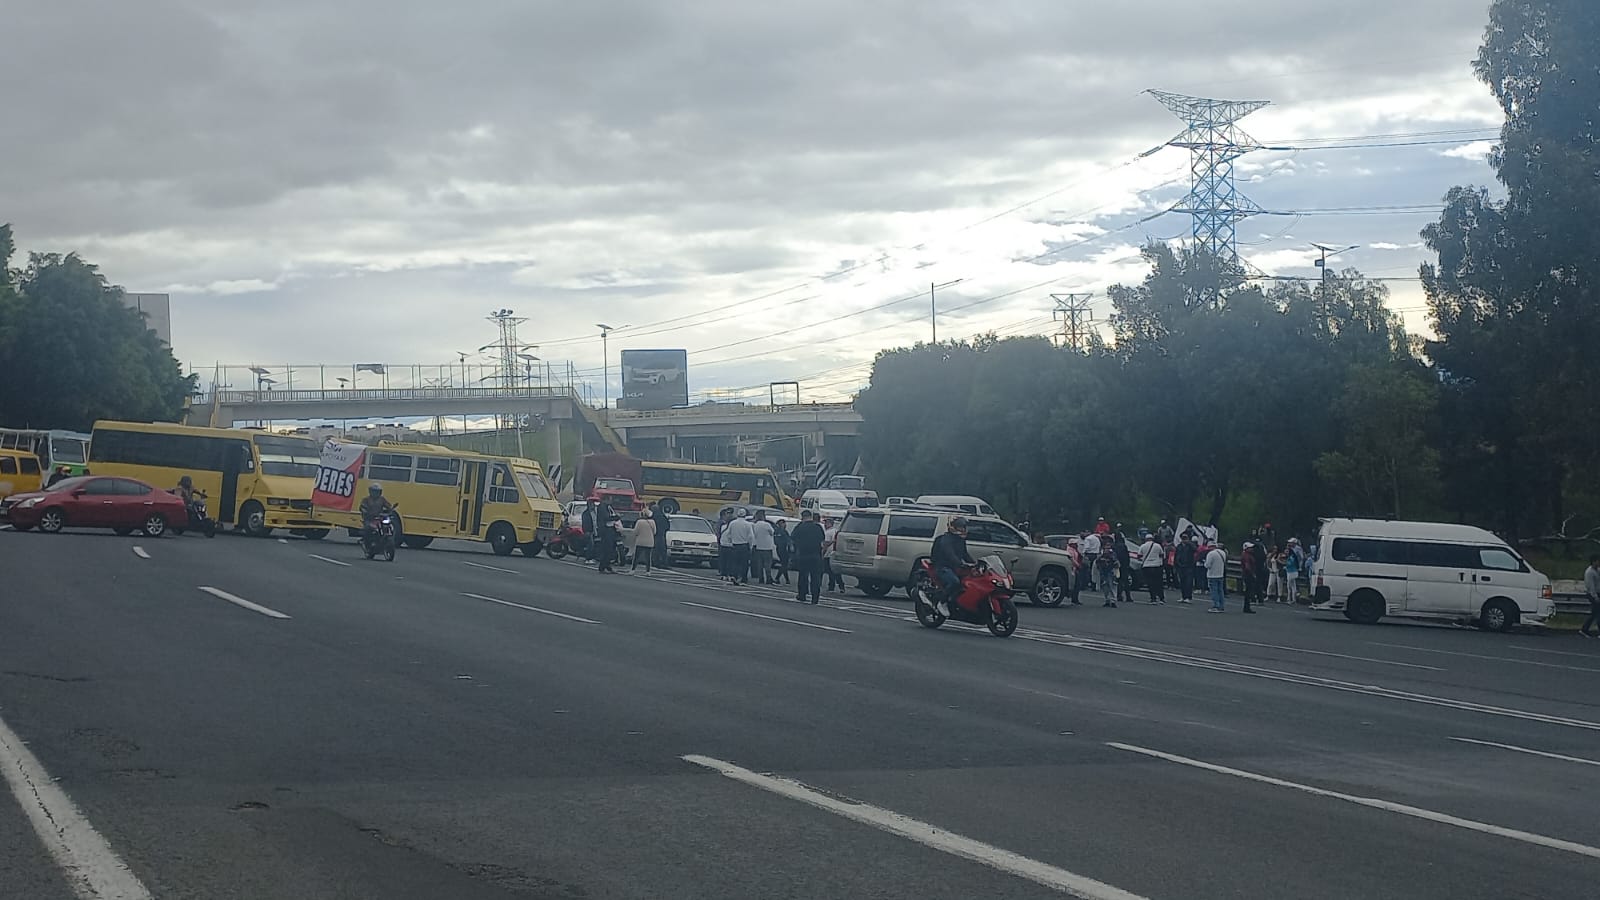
[415,456,462,486]
[489,464,519,504]
[50,438,87,465]
[254,436,319,478]
[516,470,554,501]
[0,458,15,475]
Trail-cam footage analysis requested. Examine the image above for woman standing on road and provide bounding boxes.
[630,510,658,573]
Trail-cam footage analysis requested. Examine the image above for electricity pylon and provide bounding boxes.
[1146,90,1270,264]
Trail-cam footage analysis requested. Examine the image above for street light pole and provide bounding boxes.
[928,278,964,344]
[596,324,615,411]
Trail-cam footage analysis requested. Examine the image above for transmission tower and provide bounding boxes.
[485,308,529,429]
[1051,293,1095,351]
[1147,90,1270,264]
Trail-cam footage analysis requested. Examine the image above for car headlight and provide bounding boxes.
[19,498,40,509]
[671,540,683,547]
[266,497,294,507]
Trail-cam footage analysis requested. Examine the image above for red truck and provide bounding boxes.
[575,452,645,524]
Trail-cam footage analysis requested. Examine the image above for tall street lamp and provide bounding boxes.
[928,278,965,344]
[596,324,616,411]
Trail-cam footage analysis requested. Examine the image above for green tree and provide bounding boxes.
[0,228,195,431]
[1314,364,1442,519]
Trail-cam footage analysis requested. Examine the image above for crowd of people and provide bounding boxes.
[1040,517,1315,614]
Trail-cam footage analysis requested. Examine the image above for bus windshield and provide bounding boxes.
[254,436,320,478]
[516,470,555,501]
[50,438,87,464]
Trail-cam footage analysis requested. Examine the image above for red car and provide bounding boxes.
[1,475,188,537]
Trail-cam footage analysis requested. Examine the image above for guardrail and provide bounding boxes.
[204,386,580,405]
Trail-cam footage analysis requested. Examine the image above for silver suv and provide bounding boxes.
[831,507,1075,606]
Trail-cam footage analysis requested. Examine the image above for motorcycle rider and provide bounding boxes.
[930,516,977,612]
[174,474,199,503]
[359,483,396,545]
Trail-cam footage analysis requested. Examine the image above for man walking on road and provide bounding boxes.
[1205,542,1228,612]
[751,511,776,585]
[728,509,755,586]
[1239,541,1261,613]
[1138,532,1166,604]
[1582,556,1600,637]
[716,509,735,582]
[772,519,793,585]
[595,498,620,574]
[1174,531,1197,604]
[1112,531,1134,604]
[790,510,826,604]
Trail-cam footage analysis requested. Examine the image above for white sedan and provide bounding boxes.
[665,514,719,566]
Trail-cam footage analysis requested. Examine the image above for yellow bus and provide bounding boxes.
[89,421,328,537]
[314,442,563,557]
[638,460,794,516]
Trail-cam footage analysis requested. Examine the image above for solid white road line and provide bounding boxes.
[463,561,520,575]
[1204,637,1444,671]
[460,592,600,624]
[1368,642,1600,674]
[131,546,150,560]
[308,554,351,567]
[682,755,1147,900]
[1450,737,1600,768]
[679,601,851,633]
[0,711,152,900]
[1108,742,1600,861]
[197,586,291,619]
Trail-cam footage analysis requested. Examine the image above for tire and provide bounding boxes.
[658,497,680,515]
[1346,589,1385,625]
[910,572,945,629]
[403,536,434,550]
[302,528,329,541]
[240,501,270,537]
[204,521,216,538]
[1479,597,1519,633]
[859,579,892,598]
[384,538,396,562]
[988,597,1019,637]
[520,541,544,558]
[546,540,569,560]
[363,538,376,560]
[38,508,65,534]
[1030,568,1068,608]
[488,523,517,557]
[141,513,167,538]
[114,527,134,536]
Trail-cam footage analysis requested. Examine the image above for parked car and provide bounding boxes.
[1,475,188,537]
[665,514,719,566]
[1310,517,1554,632]
[830,506,1075,606]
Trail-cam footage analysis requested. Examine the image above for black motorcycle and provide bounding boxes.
[169,491,217,538]
[361,511,398,562]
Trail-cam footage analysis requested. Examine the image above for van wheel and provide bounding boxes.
[659,497,680,515]
[240,501,270,537]
[488,523,517,556]
[1031,568,1067,608]
[1346,589,1385,625]
[1479,597,1519,633]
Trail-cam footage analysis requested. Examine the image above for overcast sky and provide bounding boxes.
[3,0,1504,404]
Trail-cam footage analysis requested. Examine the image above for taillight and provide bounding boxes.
[1316,575,1324,588]
[876,534,888,555]
[1541,584,1552,599]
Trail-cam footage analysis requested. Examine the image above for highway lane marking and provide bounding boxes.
[131,546,150,559]
[1021,635,1600,732]
[1108,741,1600,861]
[1508,645,1600,660]
[682,754,1148,900]
[197,586,291,619]
[1450,737,1600,768]
[1204,638,1444,671]
[463,561,520,575]
[1368,642,1600,674]
[0,710,153,899]
[461,592,600,624]
[308,554,351,567]
[679,601,852,633]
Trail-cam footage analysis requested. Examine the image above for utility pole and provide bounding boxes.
[1311,243,1359,335]
[596,324,616,412]
[1051,293,1095,351]
[928,278,964,344]
[1146,90,1270,264]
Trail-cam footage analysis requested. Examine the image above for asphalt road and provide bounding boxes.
[1,526,1598,899]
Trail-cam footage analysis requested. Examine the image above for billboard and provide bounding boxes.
[620,349,688,410]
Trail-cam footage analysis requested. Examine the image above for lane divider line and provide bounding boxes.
[308,554,351,567]
[463,561,520,575]
[197,586,291,619]
[1204,637,1444,671]
[682,754,1148,899]
[131,546,150,560]
[1107,742,1600,861]
[0,711,153,900]
[460,592,600,625]
[1450,737,1600,768]
[679,601,851,633]
[1367,642,1600,674]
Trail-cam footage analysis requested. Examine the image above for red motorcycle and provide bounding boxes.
[911,555,1020,637]
[546,522,585,560]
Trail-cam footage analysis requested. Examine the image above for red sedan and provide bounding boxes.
[1,475,187,537]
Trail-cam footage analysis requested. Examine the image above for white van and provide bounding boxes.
[800,489,855,519]
[1310,518,1554,632]
[915,494,997,517]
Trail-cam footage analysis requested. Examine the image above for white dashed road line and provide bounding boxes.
[683,754,1147,899]
[131,546,150,560]
[1450,737,1600,768]
[460,592,601,624]
[0,710,152,899]
[1204,637,1444,671]
[308,554,351,567]
[463,561,520,575]
[679,601,852,633]
[1109,742,1600,861]
[197,586,291,619]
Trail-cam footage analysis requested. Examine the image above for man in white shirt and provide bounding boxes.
[1081,531,1102,590]
[750,511,777,585]
[1205,542,1228,612]
[1138,534,1166,604]
[728,510,755,586]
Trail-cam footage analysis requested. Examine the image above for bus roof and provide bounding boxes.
[368,440,546,472]
[92,420,313,441]
[643,460,775,474]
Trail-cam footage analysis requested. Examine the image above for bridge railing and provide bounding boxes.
[607,402,858,421]
[205,385,580,405]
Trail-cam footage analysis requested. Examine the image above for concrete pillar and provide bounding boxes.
[548,420,563,466]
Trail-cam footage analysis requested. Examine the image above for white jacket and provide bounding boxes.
[1205,547,1227,579]
[1138,539,1164,568]
[751,520,776,551]
[728,516,755,546]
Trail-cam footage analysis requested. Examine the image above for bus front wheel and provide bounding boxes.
[240,501,271,537]
[488,523,517,557]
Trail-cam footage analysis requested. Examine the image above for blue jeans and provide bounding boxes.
[1209,577,1226,610]
[936,566,961,597]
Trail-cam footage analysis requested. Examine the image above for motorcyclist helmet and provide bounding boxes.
[948,516,969,535]
[178,475,193,488]
[369,483,384,495]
